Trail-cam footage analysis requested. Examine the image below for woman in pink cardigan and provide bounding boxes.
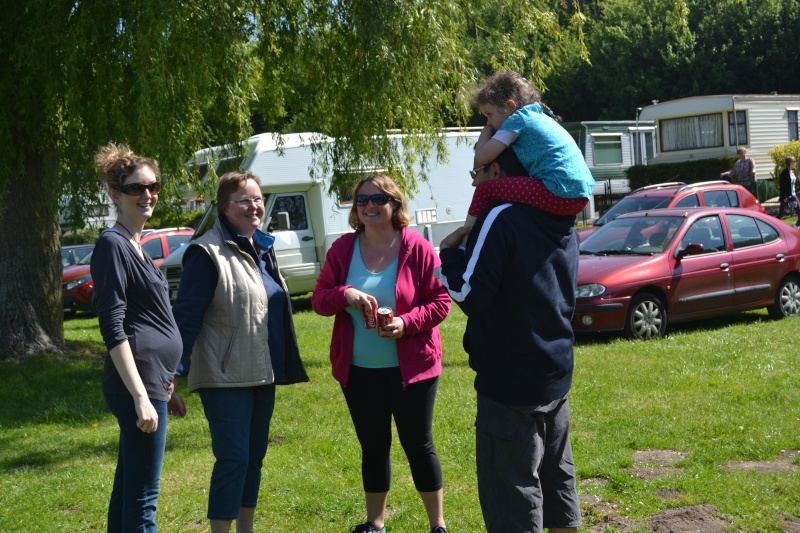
[312,173,451,533]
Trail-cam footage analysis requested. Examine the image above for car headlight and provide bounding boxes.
[64,275,91,291]
[575,283,606,298]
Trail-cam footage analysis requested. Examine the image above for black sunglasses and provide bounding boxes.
[116,182,162,196]
[356,193,392,207]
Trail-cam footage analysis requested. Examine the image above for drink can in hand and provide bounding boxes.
[362,303,377,329]
[377,307,394,337]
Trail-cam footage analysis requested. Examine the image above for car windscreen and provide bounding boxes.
[594,196,672,226]
[581,216,685,255]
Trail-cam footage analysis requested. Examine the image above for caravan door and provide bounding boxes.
[265,192,319,295]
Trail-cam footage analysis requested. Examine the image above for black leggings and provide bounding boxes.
[342,365,442,493]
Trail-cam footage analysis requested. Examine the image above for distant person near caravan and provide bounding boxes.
[721,147,756,195]
[778,156,800,226]
[458,71,594,244]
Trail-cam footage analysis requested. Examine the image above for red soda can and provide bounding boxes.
[377,307,394,337]
[362,302,377,329]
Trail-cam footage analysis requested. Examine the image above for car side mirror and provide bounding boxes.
[676,242,704,259]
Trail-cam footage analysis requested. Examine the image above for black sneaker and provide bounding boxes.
[350,522,385,533]
[431,527,449,533]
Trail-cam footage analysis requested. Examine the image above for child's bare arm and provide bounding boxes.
[474,137,506,167]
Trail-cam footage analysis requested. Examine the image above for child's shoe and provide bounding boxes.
[350,522,385,533]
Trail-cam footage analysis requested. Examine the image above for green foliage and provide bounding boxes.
[768,140,800,178]
[61,228,101,247]
[145,209,206,231]
[549,0,800,120]
[756,179,778,203]
[626,156,738,190]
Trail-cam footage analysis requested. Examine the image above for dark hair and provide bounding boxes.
[216,171,262,217]
[348,174,413,231]
[494,147,529,177]
[473,71,560,121]
[94,143,160,189]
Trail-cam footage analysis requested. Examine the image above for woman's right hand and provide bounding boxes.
[345,287,377,314]
[134,396,159,433]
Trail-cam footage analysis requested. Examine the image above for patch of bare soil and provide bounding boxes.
[726,449,800,473]
[625,449,687,480]
[780,514,800,533]
[657,489,682,501]
[648,504,732,533]
[633,450,687,467]
[581,494,641,532]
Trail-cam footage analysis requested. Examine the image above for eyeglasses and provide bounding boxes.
[227,196,264,206]
[356,193,392,207]
[469,165,488,179]
[115,182,161,196]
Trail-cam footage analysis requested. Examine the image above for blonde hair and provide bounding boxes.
[94,143,160,189]
[348,174,413,231]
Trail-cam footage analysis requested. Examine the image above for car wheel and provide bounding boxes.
[767,276,800,319]
[624,292,667,340]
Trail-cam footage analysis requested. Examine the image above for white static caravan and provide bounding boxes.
[161,130,482,297]
[638,94,800,180]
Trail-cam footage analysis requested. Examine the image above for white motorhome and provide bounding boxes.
[160,129,483,298]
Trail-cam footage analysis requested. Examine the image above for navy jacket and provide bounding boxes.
[439,204,579,406]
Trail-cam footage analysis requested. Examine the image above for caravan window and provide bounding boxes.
[660,113,723,152]
[789,110,799,141]
[727,111,748,146]
[591,134,623,165]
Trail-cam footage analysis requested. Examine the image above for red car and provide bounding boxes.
[63,227,194,313]
[573,207,800,340]
[579,181,764,241]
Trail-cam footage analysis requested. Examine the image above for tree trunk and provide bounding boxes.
[0,150,64,359]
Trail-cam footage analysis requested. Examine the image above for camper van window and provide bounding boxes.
[268,195,308,231]
[214,157,245,177]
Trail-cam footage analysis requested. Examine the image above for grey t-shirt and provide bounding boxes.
[91,229,182,402]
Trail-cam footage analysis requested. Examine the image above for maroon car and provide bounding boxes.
[579,181,765,242]
[573,207,800,340]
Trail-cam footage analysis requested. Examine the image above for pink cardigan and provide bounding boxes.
[311,228,451,386]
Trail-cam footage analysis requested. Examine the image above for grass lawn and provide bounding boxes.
[1,298,799,532]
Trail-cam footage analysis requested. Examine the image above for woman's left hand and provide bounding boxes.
[380,317,406,340]
[168,391,187,417]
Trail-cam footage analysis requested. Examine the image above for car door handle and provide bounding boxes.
[302,236,313,241]
[776,253,785,260]
[719,263,729,269]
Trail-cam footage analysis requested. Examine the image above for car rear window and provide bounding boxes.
[596,196,671,225]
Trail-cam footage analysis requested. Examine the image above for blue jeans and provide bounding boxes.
[104,393,168,533]
[199,385,276,520]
